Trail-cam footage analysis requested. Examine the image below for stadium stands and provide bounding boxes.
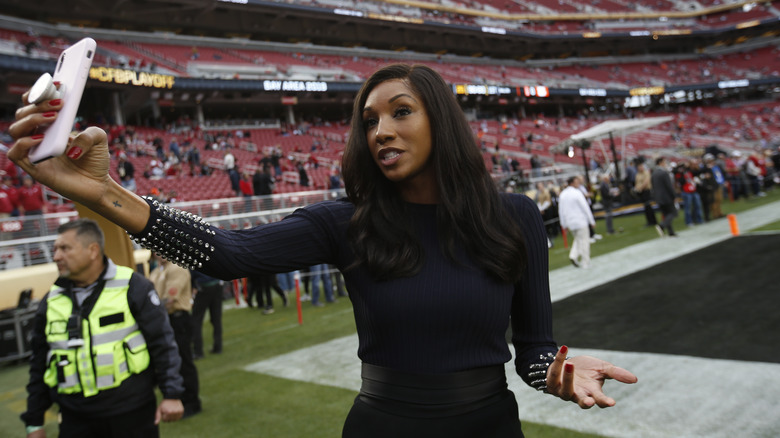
[50,35,772,89]
[1,3,778,205]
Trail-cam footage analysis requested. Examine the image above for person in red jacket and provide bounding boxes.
[18,174,47,235]
[18,174,45,215]
[1,172,20,217]
[0,186,13,218]
[239,171,253,213]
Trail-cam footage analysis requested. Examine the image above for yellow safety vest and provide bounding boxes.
[42,266,150,397]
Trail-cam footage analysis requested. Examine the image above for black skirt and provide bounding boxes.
[342,363,524,438]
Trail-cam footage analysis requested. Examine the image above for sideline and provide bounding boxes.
[549,199,780,303]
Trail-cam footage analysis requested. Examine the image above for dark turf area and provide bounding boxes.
[550,234,779,364]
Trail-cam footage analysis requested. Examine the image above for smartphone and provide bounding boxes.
[28,37,96,164]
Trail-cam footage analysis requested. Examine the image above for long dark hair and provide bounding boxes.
[342,64,527,283]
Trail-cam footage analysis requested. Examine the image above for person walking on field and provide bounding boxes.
[558,176,596,268]
[190,270,223,359]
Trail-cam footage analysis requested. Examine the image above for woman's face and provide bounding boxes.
[362,79,435,201]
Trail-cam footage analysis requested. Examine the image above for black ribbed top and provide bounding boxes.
[142,193,557,381]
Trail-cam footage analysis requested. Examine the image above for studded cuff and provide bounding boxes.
[128,196,217,270]
[526,352,556,392]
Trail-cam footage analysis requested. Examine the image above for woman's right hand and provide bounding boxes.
[8,91,112,209]
[8,89,150,233]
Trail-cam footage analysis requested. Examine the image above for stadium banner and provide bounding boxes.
[89,67,175,89]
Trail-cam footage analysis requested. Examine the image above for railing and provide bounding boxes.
[0,189,346,270]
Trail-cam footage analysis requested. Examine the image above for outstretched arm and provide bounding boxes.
[545,345,638,409]
[8,92,149,233]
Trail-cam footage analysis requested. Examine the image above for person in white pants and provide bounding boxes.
[558,176,596,268]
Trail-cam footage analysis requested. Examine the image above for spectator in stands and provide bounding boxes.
[500,154,512,173]
[164,161,181,179]
[17,174,46,235]
[259,152,272,170]
[141,160,159,180]
[271,147,283,176]
[634,161,657,227]
[153,136,165,160]
[558,176,596,268]
[223,148,236,172]
[168,137,181,162]
[239,171,253,212]
[0,173,14,220]
[490,152,500,172]
[530,153,542,178]
[652,157,679,237]
[296,161,310,187]
[4,158,22,186]
[0,173,20,216]
[186,145,201,176]
[329,166,343,190]
[228,166,241,196]
[510,156,520,173]
[117,153,136,192]
[253,165,275,196]
[10,63,637,438]
[18,174,44,215]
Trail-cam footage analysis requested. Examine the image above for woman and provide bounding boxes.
[9,64,636,437]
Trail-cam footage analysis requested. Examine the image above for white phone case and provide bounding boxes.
[29,37,96,164]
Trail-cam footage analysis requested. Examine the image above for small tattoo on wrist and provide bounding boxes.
[113,200,122,208]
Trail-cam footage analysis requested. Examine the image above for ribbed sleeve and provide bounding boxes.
[132,194,557,380]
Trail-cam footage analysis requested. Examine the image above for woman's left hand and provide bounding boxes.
[545,345,638,409]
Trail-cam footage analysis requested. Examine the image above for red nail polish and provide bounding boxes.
[560,345,568,356]
[67,147,83,159]
[53,81,61,86]
[49,99,62,106]
[31,134,45,140]
[42,111,56,118]
[565,363,574,373]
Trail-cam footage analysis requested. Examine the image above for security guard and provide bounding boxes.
[21,219,184,438]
